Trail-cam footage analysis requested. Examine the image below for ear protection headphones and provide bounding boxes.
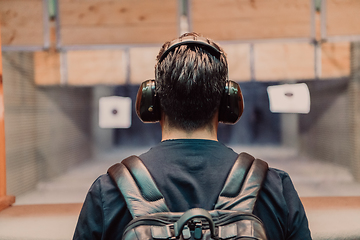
[135,35,244,124]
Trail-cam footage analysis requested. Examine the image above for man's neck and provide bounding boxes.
[160,116,218,142]
[161,127,218,141]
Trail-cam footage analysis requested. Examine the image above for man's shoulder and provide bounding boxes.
[88,172,121,194]
[268,167,291,179]
[259,166,302,214]
[263,167,293,190]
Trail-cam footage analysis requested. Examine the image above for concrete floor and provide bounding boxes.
[1,145,360,239]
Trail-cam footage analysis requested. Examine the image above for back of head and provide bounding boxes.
[155,32,228,131]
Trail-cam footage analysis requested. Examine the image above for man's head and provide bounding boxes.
[155,32,228,132]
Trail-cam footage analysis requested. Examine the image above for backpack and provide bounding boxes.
[108,152,268,240]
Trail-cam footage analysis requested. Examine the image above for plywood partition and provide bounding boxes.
[34,49,127,85]
[321,42,351,78]
[34,51,61,85]
[67,50,126,85]
[222,44,251,82]
[326,0,360,37]
[0,23,15,212]
[129,47,159,84]
[0,0,44,46]
[59,0,179,46]
[33,42,351,85]
[191,0,312,41]
[0,22,6,207]
[254,43,315,81]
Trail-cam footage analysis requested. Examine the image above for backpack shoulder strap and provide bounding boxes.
[215,152,268,212]
[107,155,170,218]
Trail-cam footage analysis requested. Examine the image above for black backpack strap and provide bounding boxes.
[108,155,170,218]
[215,152,268,212]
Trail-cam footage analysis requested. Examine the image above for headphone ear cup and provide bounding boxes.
[135,80,161,123]
[218,80,244,124]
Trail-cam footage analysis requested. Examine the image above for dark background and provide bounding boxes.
[114,82,281,146]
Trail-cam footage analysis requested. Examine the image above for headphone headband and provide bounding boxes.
[158,35,222,63]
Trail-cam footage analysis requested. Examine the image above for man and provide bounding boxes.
[73,32,311,240]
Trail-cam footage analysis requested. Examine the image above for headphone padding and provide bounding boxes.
[135,80,161,123]
[218,81,244,124]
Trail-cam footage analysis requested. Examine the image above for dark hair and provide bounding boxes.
[155,32,228,131]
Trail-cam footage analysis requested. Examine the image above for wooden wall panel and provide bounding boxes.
[222,44,251,81]
[67,50,126,85]
[34,51,61,85]
[191,0,311,41]
[321,42,351,78]
[59,0,178,45]
[255,43,315,81]
[326,0,360,36]
[130,47,159,84]
[0,0,44,46]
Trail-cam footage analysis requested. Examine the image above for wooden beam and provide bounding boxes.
[0,19,16,212]
[59,0,178,46]
[254,43,315,81]
[0,0,44,46]
[326,0,360,37]
[191,0,312,41]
